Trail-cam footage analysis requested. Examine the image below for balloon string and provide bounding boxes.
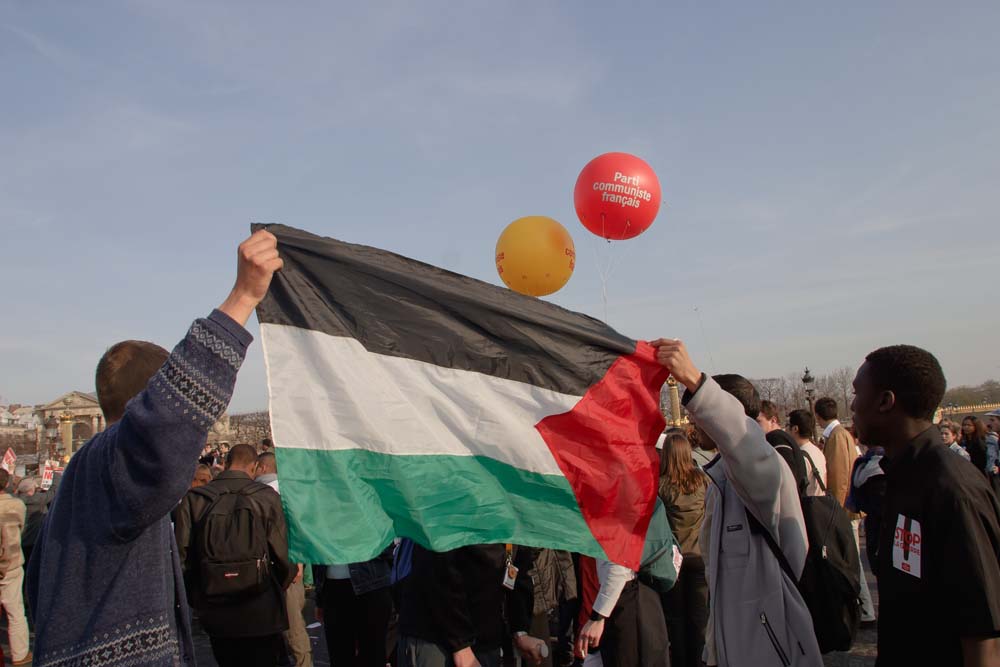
[590,214,641,324]
[604,218,632,282]
[597,218,634,323]
[601,213,609,322]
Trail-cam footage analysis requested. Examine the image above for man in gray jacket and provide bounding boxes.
[654,339,821,667]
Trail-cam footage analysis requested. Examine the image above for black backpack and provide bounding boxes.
[752,450,862,654]
[191,483,273,600]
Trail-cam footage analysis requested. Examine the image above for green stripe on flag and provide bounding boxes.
[275,447,606,563]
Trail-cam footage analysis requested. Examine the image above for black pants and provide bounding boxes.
[209,634,284,667]
[556,595,579,666]
[323,577,393,667]
[22,545,33,627]
[661,555,707,667]
[602,580,670,667]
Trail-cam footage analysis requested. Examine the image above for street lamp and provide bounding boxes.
[802,367,817,438]
[802,367,816,409]
[44,416,59,461]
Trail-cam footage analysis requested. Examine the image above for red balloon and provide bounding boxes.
[573,152,662,240]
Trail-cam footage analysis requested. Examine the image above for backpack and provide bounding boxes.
[191,483,273,600]
[637,498,680,593]
[766,429,809,497]
[751,450,861,654]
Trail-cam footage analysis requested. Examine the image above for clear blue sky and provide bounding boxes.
[3,1,998,412]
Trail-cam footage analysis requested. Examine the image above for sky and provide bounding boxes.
[2,1,998,412]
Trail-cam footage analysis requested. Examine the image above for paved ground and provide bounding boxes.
[822,541,878,667]
[823,626,877,667]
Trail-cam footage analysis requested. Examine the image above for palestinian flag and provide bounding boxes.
[255,224,668,568]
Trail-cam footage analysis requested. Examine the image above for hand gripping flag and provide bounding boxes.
[255,224,669,568]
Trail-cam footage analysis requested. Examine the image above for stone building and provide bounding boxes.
[34,391,106,456]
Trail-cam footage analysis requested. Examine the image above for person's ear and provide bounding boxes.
[878,391,896,415]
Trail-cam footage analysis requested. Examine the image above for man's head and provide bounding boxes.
[695,374,761,451]
[756,400,781,434]
[851,345,946,447]
[261,438,273,451]
[814,397,839,427]
[255,452,277,477]
[191,464,213,489]
[95,340,169,424]
[225,443,259,476]
[16,478,37,496]
[984,410,1000,435]
[788,409,816,444]
[0,469,9,493]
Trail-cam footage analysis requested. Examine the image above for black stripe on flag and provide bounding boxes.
[254,224,636,397]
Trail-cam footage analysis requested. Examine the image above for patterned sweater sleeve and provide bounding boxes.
[100,309,252,541]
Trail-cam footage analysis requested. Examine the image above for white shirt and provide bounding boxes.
[950,443,972,461]
[593,560,636,618]
[822,419,841,441]
[800,441,828,497]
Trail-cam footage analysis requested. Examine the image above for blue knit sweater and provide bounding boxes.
[27,310,252,667]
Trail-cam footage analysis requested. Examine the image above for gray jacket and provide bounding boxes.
[687,377,822,666]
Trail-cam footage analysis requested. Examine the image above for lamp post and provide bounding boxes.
[44,416,59,461]
[802,367,816,439]
[802,367,816,410]
[666,376,683,426]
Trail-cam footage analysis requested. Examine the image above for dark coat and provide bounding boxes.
[398,543,534,653]
[18,491,48,549]
[964,436,989,475]
[174,470,295,638]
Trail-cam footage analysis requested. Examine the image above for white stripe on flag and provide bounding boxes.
[261,323,580,476]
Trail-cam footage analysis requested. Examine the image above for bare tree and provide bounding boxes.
[944,380,1000,408]
[830,366,855,420]
[780,372,808,417]
[752,378,783,403]
[228,411,272,446]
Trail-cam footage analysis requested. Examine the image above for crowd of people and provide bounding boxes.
[7,230,1000,667]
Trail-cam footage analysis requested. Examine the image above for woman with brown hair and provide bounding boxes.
[961,415,989,475]
[658,431,709,667]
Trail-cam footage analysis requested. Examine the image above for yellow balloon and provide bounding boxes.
[495,216,575,297]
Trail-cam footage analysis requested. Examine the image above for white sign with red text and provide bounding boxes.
[40,459,59,491]
[1,448,16,474]
[892,514,922,578]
